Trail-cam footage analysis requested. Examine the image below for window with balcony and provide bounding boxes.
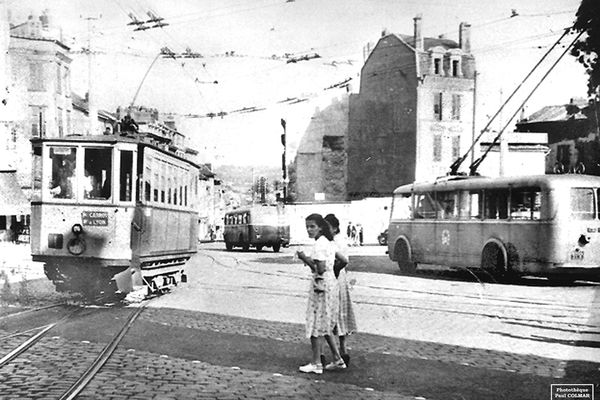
[433,92,443,120]
[433,134,442,162]
[451,94,462,120]
[29,63,45,91]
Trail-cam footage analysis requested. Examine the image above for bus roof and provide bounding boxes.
[392,174,600,194]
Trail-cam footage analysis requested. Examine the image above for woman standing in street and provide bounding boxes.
[296,213,346,374]
[325,213,357,366]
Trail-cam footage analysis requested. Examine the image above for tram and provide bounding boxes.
[30,134,201,295]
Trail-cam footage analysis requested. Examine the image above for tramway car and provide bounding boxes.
[30,134,201,295]
[388,174,600,282]
[223,205,289,252]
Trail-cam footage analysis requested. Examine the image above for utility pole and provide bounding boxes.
[82,15,99,135]
[280,118,287,203]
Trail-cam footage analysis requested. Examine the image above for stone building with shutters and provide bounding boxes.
[347,15,476,199]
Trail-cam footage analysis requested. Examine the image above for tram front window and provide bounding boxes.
[49,146,76,199]
[84,148,112,200]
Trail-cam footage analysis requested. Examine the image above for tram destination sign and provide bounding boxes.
[82,211,109,226]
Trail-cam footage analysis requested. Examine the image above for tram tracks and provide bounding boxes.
[201,251,600,331]
[0,295,154,399]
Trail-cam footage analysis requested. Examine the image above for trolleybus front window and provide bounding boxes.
[48,146,76,199]
[84,148,112,200]
[570,188,595,220]
[391,193,411,220]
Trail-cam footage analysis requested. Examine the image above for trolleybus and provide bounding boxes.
[388,174,600,282]
[223,205,289,252]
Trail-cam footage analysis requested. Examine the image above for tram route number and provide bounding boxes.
[82,211,109,226]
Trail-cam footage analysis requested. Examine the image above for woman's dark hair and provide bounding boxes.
[324,214,340,234]
[305,213,334,241]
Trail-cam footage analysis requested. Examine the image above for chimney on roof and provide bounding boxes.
[459,22,471,53]
[413,14,423,51]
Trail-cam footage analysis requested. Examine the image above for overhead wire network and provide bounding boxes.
[63,1,581,122]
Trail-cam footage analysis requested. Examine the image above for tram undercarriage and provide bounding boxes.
[43,256,190,298]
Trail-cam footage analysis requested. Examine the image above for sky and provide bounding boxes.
[6,0,588,167]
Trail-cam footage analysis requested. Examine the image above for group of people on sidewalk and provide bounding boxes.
[296,213,357,374]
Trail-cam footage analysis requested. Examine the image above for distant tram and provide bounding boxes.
[30,134,201,295]
[223,205,289,252]
[388,174,600,282]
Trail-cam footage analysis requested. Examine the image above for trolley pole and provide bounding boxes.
[82,15,99,135]
[280,118,287,203]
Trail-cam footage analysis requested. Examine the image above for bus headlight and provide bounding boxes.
[579,234,591,246]
[67,237,86,255]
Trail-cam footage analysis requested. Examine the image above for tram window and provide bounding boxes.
[144,166,151,202]
[571,188,595,220]
[153,172,159,202]
[161,175,165,203]
[184,186,188,206]
[173,180,178,206]
[84,148,112,200]
[436,191,457,219]
[49,146,76,199]
[469,191,482,219]
[32,147,42,202]
[484,189,508,219]
[510,187,541,220]
[414,193,436,219]
[119,151,133,202]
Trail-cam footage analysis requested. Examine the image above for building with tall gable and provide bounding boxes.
[347,15,476,199]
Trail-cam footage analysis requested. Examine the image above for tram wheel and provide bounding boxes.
[481,242,508,281]
[272,243,281,253]
[395,240,416,275]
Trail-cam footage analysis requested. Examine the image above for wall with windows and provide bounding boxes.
[416,74,474,180]
[6,26,72,192]
[347,19,475,199]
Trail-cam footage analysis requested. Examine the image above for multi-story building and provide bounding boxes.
[347,15,476,199]
[5,11,72,187]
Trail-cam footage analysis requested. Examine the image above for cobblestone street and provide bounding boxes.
[1,243,599,399]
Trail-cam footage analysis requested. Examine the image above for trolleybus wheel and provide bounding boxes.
[395,240,416,275]
[225,241,233,251]
[481,242,508,281]
[273,243,281,253]
[256,245,263,251]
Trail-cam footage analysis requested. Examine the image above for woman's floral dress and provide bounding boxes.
[333,234,357,336]
[305,235,339,338]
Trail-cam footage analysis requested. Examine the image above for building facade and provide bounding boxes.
[347,16,476,199]
[293,95,348,202]
[516,98,600,175]
[4,11,72,188]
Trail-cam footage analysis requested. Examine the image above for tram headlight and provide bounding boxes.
[67,237,86,255]
[72,223,84,235]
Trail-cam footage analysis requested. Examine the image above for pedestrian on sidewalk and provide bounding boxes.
[325,213,357,366]
[296,213,346,374]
